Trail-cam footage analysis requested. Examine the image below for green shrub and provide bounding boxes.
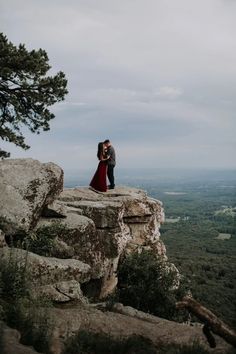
[0,250,53,353]
[117,250,187,321]
[16,297,53,353]
[22,223,67,256]
[0,250,29,302]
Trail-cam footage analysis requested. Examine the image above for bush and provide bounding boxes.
[22,224,67,256]
[0,323,3,352]
[0,249,53,353]
[0,250,29,302]
[117,250,187,321]
[16,298,53,353]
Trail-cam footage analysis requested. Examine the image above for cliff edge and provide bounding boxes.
[0,158,167,300]
[0,159,232,354]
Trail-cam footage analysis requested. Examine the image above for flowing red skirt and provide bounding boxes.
[89,161,107,192]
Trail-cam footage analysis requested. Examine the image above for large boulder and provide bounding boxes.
[0,158,63,234]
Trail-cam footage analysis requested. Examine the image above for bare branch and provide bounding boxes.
[176,296,236,348]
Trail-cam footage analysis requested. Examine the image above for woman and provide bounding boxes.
[89,142,110,192]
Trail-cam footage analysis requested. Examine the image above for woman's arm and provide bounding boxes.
[100,154,110,161]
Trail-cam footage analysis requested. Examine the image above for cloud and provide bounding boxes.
[154,87,183,100]
[0,0,236,170]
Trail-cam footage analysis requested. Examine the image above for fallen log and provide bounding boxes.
[176,296,236,348]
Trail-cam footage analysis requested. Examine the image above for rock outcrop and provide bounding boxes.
[0,159,63,233]
[56,186,166,297]
[0,159,167,301]
[0,159,167,300]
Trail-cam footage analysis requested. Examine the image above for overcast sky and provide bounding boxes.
[1,0,236,173]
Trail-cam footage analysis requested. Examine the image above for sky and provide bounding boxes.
[1,0,236,173]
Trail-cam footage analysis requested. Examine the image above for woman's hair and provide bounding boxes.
[97,142,104,159]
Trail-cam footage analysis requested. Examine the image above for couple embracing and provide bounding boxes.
[89,139,116,192]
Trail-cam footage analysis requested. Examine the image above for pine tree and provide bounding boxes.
[0,33,68,158]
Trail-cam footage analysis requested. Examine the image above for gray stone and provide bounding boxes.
[64,200,124,228]
[96,224,131,258]
[0,158,63,234]
[32,280,88,303]
[55,280,88,302]
[59,187,100,202]
[0,247,91,285]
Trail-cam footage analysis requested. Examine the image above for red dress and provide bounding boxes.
[89,161,107,192]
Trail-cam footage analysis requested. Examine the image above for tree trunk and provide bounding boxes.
[176,296,236,348]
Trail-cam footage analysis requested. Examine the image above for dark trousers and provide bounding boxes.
[107,165,115,188]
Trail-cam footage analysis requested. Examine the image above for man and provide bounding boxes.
[104,139,116,189]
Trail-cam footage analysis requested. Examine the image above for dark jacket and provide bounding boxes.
[107,146,116,166]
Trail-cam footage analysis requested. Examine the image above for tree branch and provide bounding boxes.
[176,296,236,348]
